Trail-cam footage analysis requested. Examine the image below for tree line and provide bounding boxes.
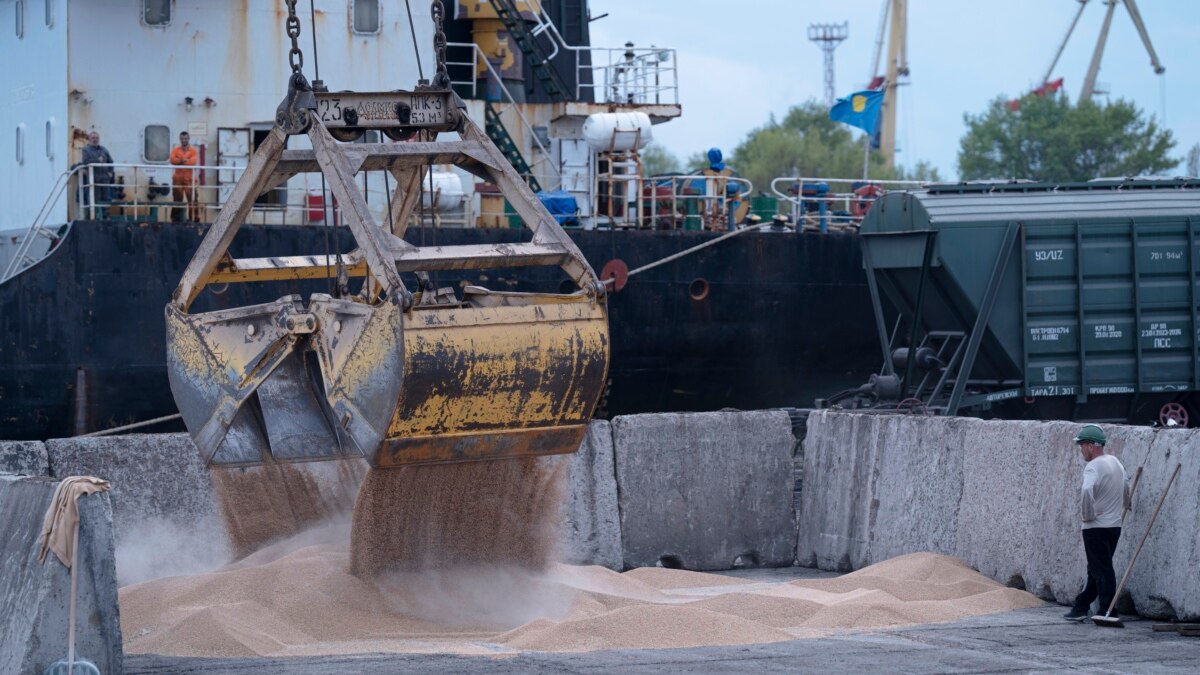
[642,93,1187,189]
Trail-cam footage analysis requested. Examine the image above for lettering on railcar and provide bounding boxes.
[1087,386,1136,394]
[1094,324,1122,339]
[1033,249,1064,261]
[1030,326,1070,342]
[1149,250,1184,261]
[1029,385,1076,396]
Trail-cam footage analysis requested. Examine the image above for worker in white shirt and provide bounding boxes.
[1064,424,1131,622]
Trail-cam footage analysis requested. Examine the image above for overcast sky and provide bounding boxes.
[589,0,1198,179]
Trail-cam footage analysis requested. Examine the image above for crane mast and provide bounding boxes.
[878,0,907,169]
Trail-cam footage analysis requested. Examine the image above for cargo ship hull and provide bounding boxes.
[0,221,876,439]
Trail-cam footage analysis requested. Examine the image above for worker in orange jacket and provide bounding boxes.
[170,131,200,222]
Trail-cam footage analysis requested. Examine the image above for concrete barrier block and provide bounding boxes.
[1,440,48,476]
[614,410,797,570]
[0,475,123,674]
[46,433,229,584]
[795,411,880,571]
[868,414,968,564]
[799,410,1200,620]
[1113,429,1200,620]
[557,420,621,569]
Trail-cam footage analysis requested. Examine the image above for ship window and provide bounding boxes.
[352,0,380,34]
[15,0,24,38]
[143,124,171,162]
[45,119,54,160]
[143,0,171,27]
[16,125,25,166]
[45,0,53,28]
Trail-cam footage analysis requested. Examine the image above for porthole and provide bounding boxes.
[688,277,709,301]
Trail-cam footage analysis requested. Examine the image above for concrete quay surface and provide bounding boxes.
[122,606,1200,674]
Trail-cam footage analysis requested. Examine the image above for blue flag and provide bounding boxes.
[830,89,884,136]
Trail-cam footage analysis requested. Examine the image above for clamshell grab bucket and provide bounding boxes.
[165,81,609,469]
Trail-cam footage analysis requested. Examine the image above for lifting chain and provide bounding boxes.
[284,0,304,74]
[431,0,449,87]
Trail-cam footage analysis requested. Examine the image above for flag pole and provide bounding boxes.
[862,134,870,180]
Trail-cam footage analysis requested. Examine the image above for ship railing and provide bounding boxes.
[509,2,679,106]
[446,28,676,107]
[445,42,562,191]
[2,162,473,283]
[596,173,754,231]
[65,162,472,228]
[0,164,91,283]
[770,176,928,233]
[582,45,678,106]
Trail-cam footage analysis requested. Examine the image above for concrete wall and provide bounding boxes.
[799,411,1200,620]
[1,439,49,475]
[0,475,122,674]
[557,420,621,569]
[613,410,797,570]
[46,433,223,544]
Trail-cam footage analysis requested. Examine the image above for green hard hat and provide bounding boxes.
[1074,424,1107,445]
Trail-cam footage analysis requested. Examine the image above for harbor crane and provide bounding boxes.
[1027,0,1164,106]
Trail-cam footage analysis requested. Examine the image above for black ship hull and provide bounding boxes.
[0,221,876,439]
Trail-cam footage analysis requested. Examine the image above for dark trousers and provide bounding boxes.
[1073,527,1122,613]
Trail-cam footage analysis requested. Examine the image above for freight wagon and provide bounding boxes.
[828,179,1200,426]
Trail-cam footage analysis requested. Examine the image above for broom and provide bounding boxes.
[1093,463,1181,628]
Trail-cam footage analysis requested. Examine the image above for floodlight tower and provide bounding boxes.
[808,22,850,107]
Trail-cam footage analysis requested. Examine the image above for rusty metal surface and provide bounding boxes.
[308,295,406,459]
[313,90,459,132]
[166,84,609,469]
[380,425,587,467]
[165,298,302,465]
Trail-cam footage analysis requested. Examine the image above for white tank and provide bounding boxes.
[582,112,653,152]
[421,171,465,210]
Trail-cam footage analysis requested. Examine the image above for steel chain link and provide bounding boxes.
[285,0,304,74]
[432,0,448,84]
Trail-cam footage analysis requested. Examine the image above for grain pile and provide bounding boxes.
[350,457,565,576]
[121,542,1044,657]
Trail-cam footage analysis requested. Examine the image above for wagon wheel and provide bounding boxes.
[1159,402,1189,428]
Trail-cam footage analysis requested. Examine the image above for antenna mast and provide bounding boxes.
[808,22,849,107]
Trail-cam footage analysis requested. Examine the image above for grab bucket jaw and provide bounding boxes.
[165,82,609,469]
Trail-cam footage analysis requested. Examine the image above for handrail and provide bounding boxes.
[770,176,928,205]
[1,164,88,282]
[597,173,755,230]
[769,175,930,233]
[512,3,679,105]
[657,173,754,200]
[446,41,561,190]
[3,159,473,282]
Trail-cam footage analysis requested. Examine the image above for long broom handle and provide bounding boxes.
[68,523,79,670]
[1103,462,1181,618]
[1121,466,1143,526]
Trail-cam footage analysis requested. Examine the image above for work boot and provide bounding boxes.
[1063,608,1088,622]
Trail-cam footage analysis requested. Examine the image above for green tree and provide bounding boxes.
[896,160,943,182]
[685,151,710,172]
[640,143,681,176]
[729,101,898,192]
[958,94,1177,182]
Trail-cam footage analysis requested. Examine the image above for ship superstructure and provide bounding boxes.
[1,0,692,276]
